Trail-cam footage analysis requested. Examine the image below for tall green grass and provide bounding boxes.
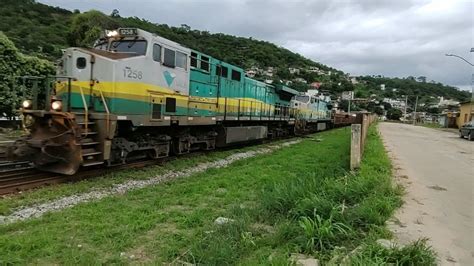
[349,239,437,265]
[258,127,403,254]
[183,126,433,264]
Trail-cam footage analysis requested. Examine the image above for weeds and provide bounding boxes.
[299,208,352,252]
[350,238,437,265]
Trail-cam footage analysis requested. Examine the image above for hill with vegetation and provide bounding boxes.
[0,0,470,112]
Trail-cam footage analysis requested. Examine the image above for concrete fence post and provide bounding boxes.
[361,114,369,154]
[351,124,361,170]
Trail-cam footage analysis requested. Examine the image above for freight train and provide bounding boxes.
[8,28,336,175]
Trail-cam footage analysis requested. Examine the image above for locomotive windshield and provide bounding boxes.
[93,39,147,55]
[110,40,147,55]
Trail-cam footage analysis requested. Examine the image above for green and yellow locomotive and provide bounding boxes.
[8,28,332,174]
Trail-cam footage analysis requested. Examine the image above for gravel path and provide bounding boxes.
[0,140,301,225]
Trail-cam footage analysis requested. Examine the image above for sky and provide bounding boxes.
[39,0,473,90]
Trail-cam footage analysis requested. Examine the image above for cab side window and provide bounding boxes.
[76,57,86,69]
[163,48,176,68]
[153,44,161,62]
[176,51,187,70]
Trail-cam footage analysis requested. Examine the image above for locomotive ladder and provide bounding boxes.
[75,113,104,167]
[74,87,105,168]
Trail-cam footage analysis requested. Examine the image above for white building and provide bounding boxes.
[350,76,359,84]
[288,67,300,74]
[294,77,307,84]
[437,96,460,107]
[383,98,406,109]
[245,69,256,78]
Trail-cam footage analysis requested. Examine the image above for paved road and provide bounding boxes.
[379,123,473,266]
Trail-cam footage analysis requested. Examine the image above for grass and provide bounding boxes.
[0,126,436,264]
[349,239,437,265]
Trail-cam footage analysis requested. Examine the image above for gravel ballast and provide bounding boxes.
[0,140,301,225]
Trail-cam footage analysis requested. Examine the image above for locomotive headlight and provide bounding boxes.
[106,30,118,37]
[51,100,63,111]
[24,114,35,127]
[22,100,32,109]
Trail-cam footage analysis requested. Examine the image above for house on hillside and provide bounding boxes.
[245,69,256,78]
[350,76,359,84]
[309,82,322,89]
[288,67,300,74]
[383,98,406,109]
[294,78,307,84]
[437,96,460,108]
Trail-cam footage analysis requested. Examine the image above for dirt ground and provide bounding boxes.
[379,123,473,265]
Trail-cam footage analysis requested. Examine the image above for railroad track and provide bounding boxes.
[0,133,306,195]
[0,153,189,195]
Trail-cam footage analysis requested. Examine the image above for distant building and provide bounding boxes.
[350,76,359,84]
[380,84,385,91]
[456,100,473,127]
[262,66,275,77]
[294,78,307,84]
[383,98,406,109]
[245,69,256,78]
[437,96,460,107]
[309,82,322,89]
[288,67,300,74]
[341,91,354,100]
[438,112,459,128]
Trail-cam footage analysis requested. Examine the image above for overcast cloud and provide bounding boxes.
[40,0,473,90]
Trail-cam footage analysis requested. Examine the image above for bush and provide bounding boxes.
[0,32,54,117]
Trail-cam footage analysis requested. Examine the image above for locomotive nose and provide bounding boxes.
[7,111,83,175]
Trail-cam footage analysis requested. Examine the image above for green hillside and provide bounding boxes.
[0,0,470,104]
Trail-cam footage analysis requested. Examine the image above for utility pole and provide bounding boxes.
[403,95,408,122]
[413,95,418,125]
[348,98,351,114]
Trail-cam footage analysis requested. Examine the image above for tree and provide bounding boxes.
[387,108,403,120]
[374,106,384,115]
[417,76,426,83]
[68,10,120,47]
[180,24,191,32]
[381,102,392,111]
[0,33,54,118]
[427,107,440,114]
[110,9,120,18]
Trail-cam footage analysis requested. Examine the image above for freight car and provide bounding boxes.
[8,28,333,175]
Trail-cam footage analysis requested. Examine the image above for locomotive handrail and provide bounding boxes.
[98,90,110,136]
[78,86,89,135]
